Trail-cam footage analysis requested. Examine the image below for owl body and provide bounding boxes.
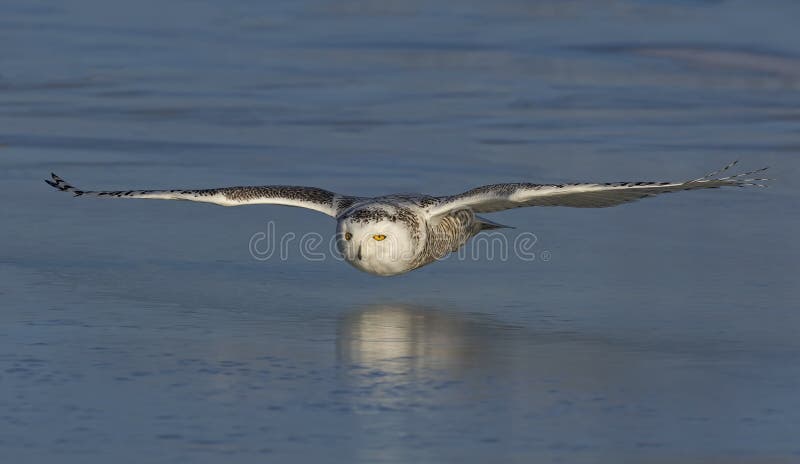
[335,195,485,276]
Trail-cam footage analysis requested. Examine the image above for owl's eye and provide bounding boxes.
[344,232,352,241]
[372,234,386,241]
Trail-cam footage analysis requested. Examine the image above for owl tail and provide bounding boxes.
[476,216,513,230]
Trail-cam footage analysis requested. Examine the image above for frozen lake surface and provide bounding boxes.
[2,1,800,462]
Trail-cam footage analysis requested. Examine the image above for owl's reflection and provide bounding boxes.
[337,304,511,377]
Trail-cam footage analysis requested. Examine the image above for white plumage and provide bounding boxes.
[46,161,768,276]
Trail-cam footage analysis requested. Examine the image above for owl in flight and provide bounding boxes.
[46,161,767,276]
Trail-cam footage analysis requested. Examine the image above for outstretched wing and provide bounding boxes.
[45,173,361,218]
[430,161,769,216]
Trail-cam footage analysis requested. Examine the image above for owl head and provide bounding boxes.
[336,205,424,276]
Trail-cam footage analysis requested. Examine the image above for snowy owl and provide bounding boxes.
[46,161,768,276]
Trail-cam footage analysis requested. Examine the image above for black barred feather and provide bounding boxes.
[46,162,769,219]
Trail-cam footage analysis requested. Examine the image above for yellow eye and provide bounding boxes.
[372,234,386,241]
[344,232,352,241]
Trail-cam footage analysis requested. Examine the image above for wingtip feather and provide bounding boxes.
[45,172,78,193]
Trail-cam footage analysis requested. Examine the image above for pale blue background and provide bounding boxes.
[1,1,799,463]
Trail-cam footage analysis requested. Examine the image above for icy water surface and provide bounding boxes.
[2,1,800,463]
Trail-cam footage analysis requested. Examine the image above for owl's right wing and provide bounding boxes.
[45,173,363,218]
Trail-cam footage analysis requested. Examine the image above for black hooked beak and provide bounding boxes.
[357,245,363,261]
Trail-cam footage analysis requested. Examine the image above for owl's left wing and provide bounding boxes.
[429,161,768,216]
[45,173,362,218]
